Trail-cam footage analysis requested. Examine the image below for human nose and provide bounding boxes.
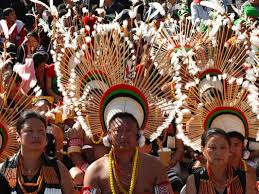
[32,131,41,139]
[120,132,126,139]
[215,148,223,156]
[118,129,127,139]
[229,146,235,153]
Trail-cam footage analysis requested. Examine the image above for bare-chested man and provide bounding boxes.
[83,112,174,194]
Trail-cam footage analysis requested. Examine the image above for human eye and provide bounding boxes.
[208,146,216,150]
[113,128,119,134]
[23,129,33,134]
[126,128,132,133]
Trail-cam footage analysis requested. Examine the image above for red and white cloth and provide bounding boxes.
[0,19,26,45]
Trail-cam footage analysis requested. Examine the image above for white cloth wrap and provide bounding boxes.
[210,114,245,137]
[104,97,144,129]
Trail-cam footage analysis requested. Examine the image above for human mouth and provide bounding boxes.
[31,141,41,144]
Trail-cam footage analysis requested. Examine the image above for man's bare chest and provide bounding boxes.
[98,172,154,194]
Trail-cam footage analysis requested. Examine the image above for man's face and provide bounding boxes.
[109,116,138,151]
[229,137,243,162]
[6,11,16,23]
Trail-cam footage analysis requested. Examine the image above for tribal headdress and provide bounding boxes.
[151,14,258,104]
[0,70,42,162]
[54,22,178,142]
[143,13,259,150]
[176,76,259,151]
[150,17,208,101]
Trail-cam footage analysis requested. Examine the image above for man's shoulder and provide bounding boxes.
[87,155,108,171]
[139,152,162,167]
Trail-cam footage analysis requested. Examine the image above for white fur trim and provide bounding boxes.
[102,135,111,147]
[138,131,145,147]
[243,149,250,160]
[210,114,245,137]
[104,97,144,128]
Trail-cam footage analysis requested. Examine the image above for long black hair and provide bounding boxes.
[16,110,46,134]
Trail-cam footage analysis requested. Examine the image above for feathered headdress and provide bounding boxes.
[0,70,41,162]
[54,23,177,141]
[159,16,259,151]
[142,11,258,150]
[176,77,259,151]
[151,15,257,104]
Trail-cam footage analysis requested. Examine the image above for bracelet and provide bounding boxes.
[79,163,89,172]
[67,146,81,155]
[80,186,97,194]
[68,138,83,147]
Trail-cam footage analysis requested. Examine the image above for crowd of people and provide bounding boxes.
[0,0,258,193]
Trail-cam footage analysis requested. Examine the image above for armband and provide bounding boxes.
[67,146,81,155]
[81,186,97,194]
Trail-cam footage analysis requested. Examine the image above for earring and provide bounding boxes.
[103,135,111,147]
[243,149,250,160]
[138,131,146,148]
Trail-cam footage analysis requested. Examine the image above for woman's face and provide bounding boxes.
[18,118,46,152]
[203,134,230,166]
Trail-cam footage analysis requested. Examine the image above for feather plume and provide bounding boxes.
[29,0,58,17]
[200,0,225,14]
[54,23,177,139]
[230,4,241,16]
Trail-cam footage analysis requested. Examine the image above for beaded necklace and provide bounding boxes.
[17,165,44,194]
[198,163,243,194]
[109,148,139,194]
